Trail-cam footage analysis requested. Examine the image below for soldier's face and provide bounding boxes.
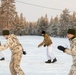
[67,34,74,39]
[3,35,8,39]
[42,34,45,36]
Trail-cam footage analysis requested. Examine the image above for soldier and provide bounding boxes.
[38,31,57,63]
[0,30,25,75]
[58,29,76,75]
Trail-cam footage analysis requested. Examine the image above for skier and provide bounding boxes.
[38,31,57,63]
[0,42,5,61]
[0,30,26,75]
[58,29,76,75]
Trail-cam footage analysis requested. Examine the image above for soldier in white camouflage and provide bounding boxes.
[58,29,76,75]
[0,30,25,75]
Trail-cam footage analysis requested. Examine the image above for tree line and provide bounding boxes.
[0,0,76,37]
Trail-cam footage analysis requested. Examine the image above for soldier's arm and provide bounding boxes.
[0,40,9,50]
[38,38,45,48]
[65,46,76,56]
[65,40,76,55]
[38,36,47,48]
[38,41,44,47]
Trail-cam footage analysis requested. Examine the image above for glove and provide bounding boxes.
[23,51,26,55]
[57,46,66,52]
[44,44,46,47]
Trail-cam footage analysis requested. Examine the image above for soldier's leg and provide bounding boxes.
[72,71,76,75]
[0,51,5,60]
[68,69,75,75]
[47,47,51,60]
[13,52,24,75]
[68,65,76,75]
[10,60,17,75]
[47,45,55,61]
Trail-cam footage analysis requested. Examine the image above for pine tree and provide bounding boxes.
[48,17,54,36]
[52,16,59,36]
[60,8,71,37]
[0,0,17,31]
[71,12,76,29]
[37,14,49,35]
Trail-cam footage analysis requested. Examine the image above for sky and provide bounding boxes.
[15,0,76,21]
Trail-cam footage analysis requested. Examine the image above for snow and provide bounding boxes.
[0,36,72,75]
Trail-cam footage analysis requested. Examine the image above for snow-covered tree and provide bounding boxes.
[0,0,17,30]
[37,14,49,35]
[59,8,71,37]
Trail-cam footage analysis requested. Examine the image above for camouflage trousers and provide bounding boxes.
[10,51,25,75]
[68,64,76,75]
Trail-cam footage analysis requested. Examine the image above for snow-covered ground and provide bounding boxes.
[0,36,72,75]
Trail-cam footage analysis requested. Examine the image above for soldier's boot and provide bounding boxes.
[45,60,51,63]
[0,57,5,61]
[52,58,57,63]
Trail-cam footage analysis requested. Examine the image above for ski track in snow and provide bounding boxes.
[0,36,72,75]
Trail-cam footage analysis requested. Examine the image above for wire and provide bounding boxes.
[16,0,73,12]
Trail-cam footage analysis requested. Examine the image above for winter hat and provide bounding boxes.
[2,30,10,35]
[67,29,76,35]
[42,31,46,34]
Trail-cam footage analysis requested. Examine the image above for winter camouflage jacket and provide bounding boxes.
[65,38,76,60]
[0,34,23,54]
[38,34,52,47]
[65,37,76,75]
